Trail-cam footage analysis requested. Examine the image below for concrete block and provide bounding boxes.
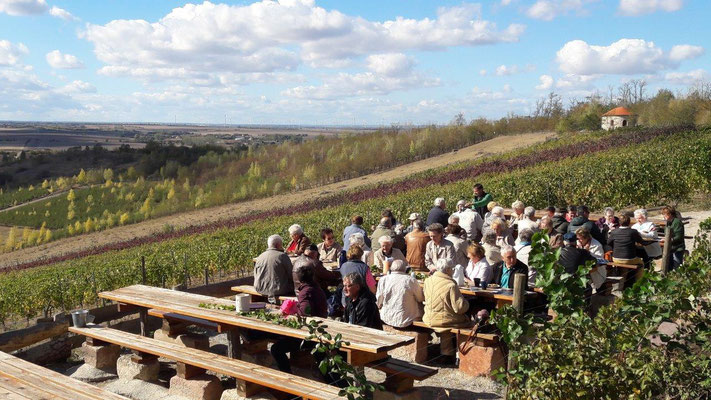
[241,350,275,368]
[68,363,117,383]
[383,325,430,363]
[374,388,422,400]
[153,329,210,351]
[116,354,160,382]
[220,388,276,400]
[169,373,223,400]
[457,341,505,377]
[82,342,120,370]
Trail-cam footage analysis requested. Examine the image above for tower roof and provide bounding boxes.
[603,106,633,116]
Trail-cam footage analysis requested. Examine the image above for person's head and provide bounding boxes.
[456,199,467,212]
[381,208,394,221]
[304,244,319,260]
[563,232,577,247]
[320,227,335,246]
[435,258,455,276]
[445,224,464,237]
[604,207,615,219]
[348,233,366,249]
[539,216,553,233]
[661,205,676,221]
[575,227,591,246]
[378,235,394,252]
[524,206,536,220]
[576,205,590,218]
[491,218,507,236]
[545,206,556,218]
[567,205,577,218]
[378,216,392,229]
[473,183,484,197]
[427,223,444,242]
[448,215,460,225]
[389,259,409,273]
[491,206,505,218]
[288,224,303,241]
[518,228,534,244]
[346,245,364,261]
[412,220,425,232]
[501,246,516,267]
[408,213,420,225]
[351,215,364,226]
[512,200,525,215]
[434,197,446,209]
[487,201,499,212]
[467,243,485,262]
[634,208,648,224]
[295,265,314,284]
[343,272,364,300]
[483,230,497,246]
[267,234,283,250]
[619,214,631,227]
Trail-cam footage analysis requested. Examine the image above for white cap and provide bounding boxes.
[408,213,420,221]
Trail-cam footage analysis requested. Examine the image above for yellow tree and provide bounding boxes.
[76,169,87,184]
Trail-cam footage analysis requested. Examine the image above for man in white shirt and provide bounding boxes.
[452,200,484,242]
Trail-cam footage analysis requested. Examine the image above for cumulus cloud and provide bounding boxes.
[45,50,84,69]
[82,0,525,82]
[526,0,596,21]
[57,80,96,94]
[0,40,29,66]
[366,53,414,77]
[664,69,709,85]
[618,0,683,16]
[495,64,534,76]
[556,39,700,76]
[536,74,553,90]
[0,0,47,16]
[479,69,487,76]
[49,6,78,21]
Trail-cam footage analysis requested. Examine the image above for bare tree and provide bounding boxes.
[618,82,633,105]
[451,112,466,126]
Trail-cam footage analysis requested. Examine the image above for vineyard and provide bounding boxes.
[0,126,709,323]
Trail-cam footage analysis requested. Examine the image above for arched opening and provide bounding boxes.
[622,119,627,127]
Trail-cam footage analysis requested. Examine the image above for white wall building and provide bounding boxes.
[601,107,636,130]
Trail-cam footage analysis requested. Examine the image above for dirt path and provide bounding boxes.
[0,132,555,268]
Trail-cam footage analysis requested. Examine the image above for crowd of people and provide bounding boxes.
[253,183,686,370]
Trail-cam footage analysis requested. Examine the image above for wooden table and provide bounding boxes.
[0,351,129,400]
[231,285,296,304]
[100,285,413,366]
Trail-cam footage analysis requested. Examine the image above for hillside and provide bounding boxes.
[0,132,554,269]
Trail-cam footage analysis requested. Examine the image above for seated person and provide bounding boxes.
[423,258,470,365]
[482,204,504,232]
[481,230,503,267]
[424,223,455,272]
[340,245,377,306]
[574,229,606,292]
[292,244,341,296]
[374,235,406,274]
[286,224,311,256]
[632,208,662,260]
[317,227,342,263]
[516,206,539,243]
[464,243,491,285]
[510,200,526,227]
[376,260,424,328]
[558,233,598,297]
[514,228,535,285]
[492,246,528,289]
[607,214,646,265]
[343,272,383,329]
[445,224,469,268]
[371,217,394,252]
[540,217,563,249]
[551,207,569,234]
[491,218,515,247]
[340,232,374,267]
[254,234,294,297]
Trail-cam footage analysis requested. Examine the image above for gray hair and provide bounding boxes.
[390,259,408,273]
[288,224,303,236]
[378,235,394,245]
[512,200,525,210]
[343,272,365,287]
[434,197,445,207]
[349,232,365,247]
[524,206,536,218]
[483,230,497,245]
[634,208,648,219]
[267,234,283,248]
[501,245,515,256]
[518,228,534,243]
[448,215,460,225]
[491,206,504,217]
[605,207,615,215]
[379,217,392,228]
[427,223,444,234]
[435,258,454,274]
[413,220,425,231]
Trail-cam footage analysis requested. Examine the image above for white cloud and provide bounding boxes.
[555,73,598,89]
[526,0,596,21]
[479,69,487,76]
[82,0,525,81]
[0,40,28,66]
[366,53,414,77]
[49,6,78,21]
[45,50,84,69]
[495,64,534,76]
[664,69,709,85]
[536,74,553,90]
[668,45,704,62]
[618,0,683,16]
[0,0,47,16]
[501,0,514,5]
[556,39,699,76]
[57,80,96,94]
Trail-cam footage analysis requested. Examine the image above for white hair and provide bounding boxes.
[512,200,525,210]
[434,197,445,207]
[524,206,536,218]
[435,258,454,274]
[634,208,648,219]
[288,224,303,236]
[267,234,283,248]
[491,206,505,217]
[605,207,615,215]
[501,245,515,256]
[349,232,365,247]
[378,235,393,245]
[390,259,408,273]
[448,215,460,225]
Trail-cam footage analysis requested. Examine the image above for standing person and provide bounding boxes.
[342,215,370,251]
[453,200,484,242]
[343,273,383,329]
[254,235,294,297]
[471,183,493,219]
[371,217,394,253]
[426,198,450,227]
[376,260,424,328]
[660,206,685,270]
[286,224,311,256]
[632,209,662,260]
[424,223,455,272]
[317,227,342,263]
[404,220,430,271]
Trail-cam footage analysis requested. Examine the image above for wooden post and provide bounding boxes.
[204,266,209,286]
[139,309,148,337]
[226,329,241,359]
[661,226,672,275]
[512,273,526,314]
[183,254,189,288]
[141,256,146,285]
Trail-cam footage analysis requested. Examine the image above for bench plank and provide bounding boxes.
[70,325,340,400]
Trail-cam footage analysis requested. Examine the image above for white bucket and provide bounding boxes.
[235,294,251,312]
[71,310,95,327]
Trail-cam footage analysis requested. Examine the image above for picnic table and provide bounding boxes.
[99,284,414,367]
[0,351,128,400]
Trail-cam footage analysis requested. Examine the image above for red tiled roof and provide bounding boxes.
[603,106,633,116]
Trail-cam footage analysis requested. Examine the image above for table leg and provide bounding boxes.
[226,329,241,359]
[139,309,148,337]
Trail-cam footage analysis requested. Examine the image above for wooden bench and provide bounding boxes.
[69,325,341,400]
[0,351,129,400]
[366,356,437,393]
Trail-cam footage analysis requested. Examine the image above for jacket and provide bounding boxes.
[445,234,469,268]
[423,271,470,329]
[424,239,455,271]
[342,224,370,251]
[472,192,493,219]
[632,221,662,258]
[376,271,424,328]
[254,248,294,296]
[482,242,503,266]
[453,209,484,241]
[371,226,394,252]
[492,260,528,289]
[345,289,383,330]
[667,217,685,253]
[551,214,569,235]
[317,242,342,263]
[404,231,430,270]
[292,255,341,295]
[568,216,604,243]
[426,206,450,228]
[297,282,328,318]
[373,247,406,271]
[286,235,311,256]
[607,227,644,260]
[558,246,597,275]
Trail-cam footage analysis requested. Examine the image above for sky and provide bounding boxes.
[0,0,708,125]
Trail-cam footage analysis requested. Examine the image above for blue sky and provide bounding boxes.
[0,0,707,125]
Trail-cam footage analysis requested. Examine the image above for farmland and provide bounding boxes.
[0,125,708,322]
